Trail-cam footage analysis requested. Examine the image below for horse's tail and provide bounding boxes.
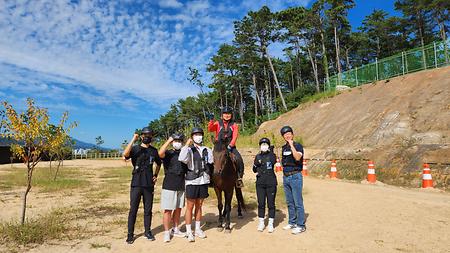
[235,186,246,212]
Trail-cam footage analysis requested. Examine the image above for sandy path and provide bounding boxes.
[15,176,449,253]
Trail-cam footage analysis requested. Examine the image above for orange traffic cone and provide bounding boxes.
[275,158,283,173]
[367,160,376,183]
[302,159,308,176]
[421,163,433,188]
[330,160,337,179]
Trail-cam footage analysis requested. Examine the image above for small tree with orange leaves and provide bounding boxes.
[1,98,76,224]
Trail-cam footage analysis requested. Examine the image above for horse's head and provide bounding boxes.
[213,139,235,176]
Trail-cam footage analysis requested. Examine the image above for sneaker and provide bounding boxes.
[292,226,306,234]
[267,218,274,233]
[257,218,265,232]
[283,224,295,230]
[186,232,195,242]
[171,228,186,238]
[126,234,134,244]
[163,231,171,243]
[144,231,155,241]
[195,229,207,239]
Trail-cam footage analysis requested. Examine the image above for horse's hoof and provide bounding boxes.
[224,228,232,234]
[238,214,244,219]
[217,227,224,232]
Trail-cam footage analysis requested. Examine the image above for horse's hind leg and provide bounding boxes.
[235,187,244,219]
[214,187,224,231]
[235,186,246,218]
[224,189,234,233]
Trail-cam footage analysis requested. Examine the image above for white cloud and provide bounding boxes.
[159,0,183,9]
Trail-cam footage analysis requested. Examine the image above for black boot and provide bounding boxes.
[236,169,244,188]
[126,233,134,244]
[145,231,155,241]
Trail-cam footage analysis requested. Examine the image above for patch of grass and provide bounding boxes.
[72,203,129,220]
[0,209,76,247]
[0,167,89,192]
[300,90,339,104]
[90,242,111,249]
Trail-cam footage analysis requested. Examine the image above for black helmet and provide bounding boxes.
[280,126,293,136]
[191,127,204,136]
[221,106,233,114]
[141,127,153,135]
[259,137,271,146]
[171,133,185,141]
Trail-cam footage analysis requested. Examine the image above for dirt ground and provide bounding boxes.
[1,159,450,253]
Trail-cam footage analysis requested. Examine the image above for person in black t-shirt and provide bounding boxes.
[253,137,278,233]
[123,127,161,244]
[158,133,187,243]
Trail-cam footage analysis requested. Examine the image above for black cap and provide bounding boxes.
[259,137,271,146]
[141,127,153,135]
[280,126,293,136]
[191,127,204,136]
[221,106,233,114]
[171,133,185,141]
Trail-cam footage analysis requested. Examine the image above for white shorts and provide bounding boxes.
[160,189,185,210]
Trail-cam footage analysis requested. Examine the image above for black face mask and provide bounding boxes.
[142,136,152,144]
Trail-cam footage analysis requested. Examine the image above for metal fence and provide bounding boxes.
[327,40,450,89]
[71,152,123,159]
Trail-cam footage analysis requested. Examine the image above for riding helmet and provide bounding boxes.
[280,126,293,136]
[259,137,271,146]
[191,127,204,136]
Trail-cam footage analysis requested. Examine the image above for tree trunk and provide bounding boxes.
[290,61,295,92]
[54,160,62,181]
[238,82,245,130]
[251,63,258,126]
[21,160,34,224]
[436,18,448,63]
[265,48,288,111]
[307,46,320,92]
[294,43,303,87]
[319,22,330,88]
[334,25,342,85]
[345,48,350,70]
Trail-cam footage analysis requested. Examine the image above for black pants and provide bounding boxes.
[231,148,244,176]
[127,186,154,234]
[256,184,277,219]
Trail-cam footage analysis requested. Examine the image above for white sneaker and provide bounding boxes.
[195,229,207,239]
[171,228,186,238]
[283,224,295,230]
[186,232,195,242]
[292,226,306,234]
[257,218,265,232]
[163,231,171,243]
[267,218,274,233]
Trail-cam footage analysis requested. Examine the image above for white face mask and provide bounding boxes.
[193,135,203,144]
[260,143,269,152]
[172,142,182,150]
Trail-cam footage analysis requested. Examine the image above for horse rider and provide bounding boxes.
[207,106,245,188]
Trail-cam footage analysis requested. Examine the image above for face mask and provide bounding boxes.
[142,136,152,144]
[260,143,269,152]
[172,142,182,150]
[193,135,203,144]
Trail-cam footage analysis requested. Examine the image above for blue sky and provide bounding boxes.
[0,0,399,148]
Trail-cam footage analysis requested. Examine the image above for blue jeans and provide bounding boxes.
[283,172,305,227]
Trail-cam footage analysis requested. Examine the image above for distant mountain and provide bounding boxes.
[0,137,110,151]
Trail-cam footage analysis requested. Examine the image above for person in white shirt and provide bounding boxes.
[178,127,213,242]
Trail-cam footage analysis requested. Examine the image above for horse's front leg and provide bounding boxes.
[214,187,224,231]
[224,189,234,233]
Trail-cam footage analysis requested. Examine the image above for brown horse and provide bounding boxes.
[212,136,246,233]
